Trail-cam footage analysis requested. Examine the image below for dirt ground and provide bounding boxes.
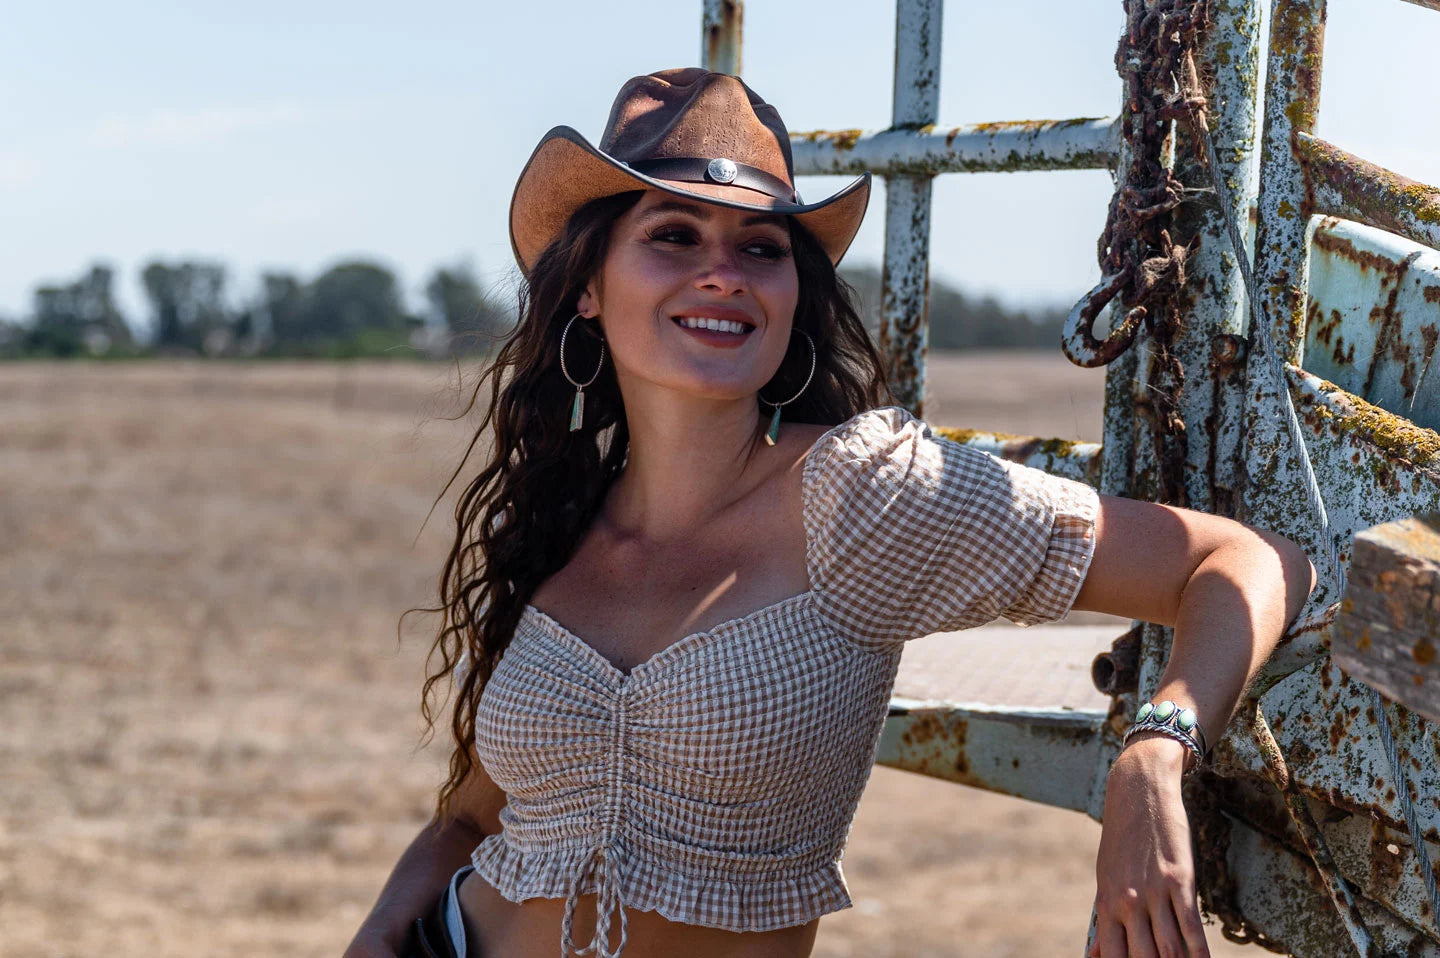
[0,355,1257,957]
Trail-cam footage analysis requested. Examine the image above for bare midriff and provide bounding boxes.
[457,871,820,958]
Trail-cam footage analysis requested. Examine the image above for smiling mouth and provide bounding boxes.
[671,315,756,336]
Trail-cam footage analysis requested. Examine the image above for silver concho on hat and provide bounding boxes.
[706,157,738,184]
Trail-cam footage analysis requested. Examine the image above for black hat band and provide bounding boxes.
[626,157,799,204]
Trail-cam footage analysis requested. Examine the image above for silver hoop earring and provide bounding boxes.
[560,314,606,432]
[757,328,816,446]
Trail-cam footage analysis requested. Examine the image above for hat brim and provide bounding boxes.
[509,126,871,276]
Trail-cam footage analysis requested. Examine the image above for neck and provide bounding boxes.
[604,388,768,543]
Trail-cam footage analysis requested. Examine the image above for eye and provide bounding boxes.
[744,239,792,262]
[646,225,699,245]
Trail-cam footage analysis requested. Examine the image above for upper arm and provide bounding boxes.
[448,752,509,836]
[1070,493,1314,626]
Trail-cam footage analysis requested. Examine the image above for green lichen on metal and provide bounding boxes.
[1399,182,1440,224]
[934,425,1090,459]
[1304,374,1440,468]
[1285,99,1315,130]
[800,128,863,151]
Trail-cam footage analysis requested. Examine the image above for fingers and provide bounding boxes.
[1092,893,1208,958]
[1090,907,1129,958]
[1124,913,1161,958]
[1172,887,1212,958]
[1145,898,1186,958]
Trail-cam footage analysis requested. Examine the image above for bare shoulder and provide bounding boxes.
[780,422,835,462]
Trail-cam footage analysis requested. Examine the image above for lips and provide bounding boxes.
[672,315,754,335]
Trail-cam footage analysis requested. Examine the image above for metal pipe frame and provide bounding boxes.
[700,0,742,76]
[789,117,1121,177]
[876,699,1106,814]
[877,0,943,415]
[931,426,1103,487]
[1299,132,1440,252]
[1239,0,1332,595]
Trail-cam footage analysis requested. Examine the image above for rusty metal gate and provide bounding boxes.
[703,0,1440,954]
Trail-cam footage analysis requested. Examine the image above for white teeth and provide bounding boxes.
[677,316,749,334]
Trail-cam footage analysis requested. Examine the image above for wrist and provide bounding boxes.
[1116,730,1193,777]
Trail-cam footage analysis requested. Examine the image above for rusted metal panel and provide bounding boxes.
[1318,795,1440,949]
[1299,133,1440,253]
[1331,515,1440,723]
[879,0,942,414]
[700,0,742,76]
[876,698,1105,814]
[1249,0,1325,363]
[1241,0,1337,639]
[1303,215,1440,431]
[1222,810,1440,955]
[789,118,1119,177]
[1238,0,1329,644]
[1196,358,1440,947]
[1248,699,1380,952]
[931,425,1102,487]
[1240,364,1440,696]
[1246,658,1440,942]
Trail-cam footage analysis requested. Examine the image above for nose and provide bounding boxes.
[693,245,747,297]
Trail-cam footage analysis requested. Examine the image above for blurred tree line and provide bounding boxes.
[0,258,1065,359]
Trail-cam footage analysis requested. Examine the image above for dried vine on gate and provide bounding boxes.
[1072,0,1214,506]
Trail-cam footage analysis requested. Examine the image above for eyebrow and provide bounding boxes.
[635,199,786,229]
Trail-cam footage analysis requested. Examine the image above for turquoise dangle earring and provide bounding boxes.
[559,314,606,432]
[758,328,816,445]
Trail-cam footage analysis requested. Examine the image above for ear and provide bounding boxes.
[576,281,600,319]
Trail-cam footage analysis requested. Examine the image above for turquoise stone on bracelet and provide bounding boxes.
[1136,702,1154,722]
[1153,700,1177,722]
[1177,708,1197,731]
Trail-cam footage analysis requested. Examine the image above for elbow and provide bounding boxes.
[1254,528,1318,626]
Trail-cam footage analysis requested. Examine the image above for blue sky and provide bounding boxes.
[3,1,1436,331]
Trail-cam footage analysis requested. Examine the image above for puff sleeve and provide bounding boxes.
[802,406,1099,649]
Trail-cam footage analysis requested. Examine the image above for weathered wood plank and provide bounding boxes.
[1331,514,1440,723]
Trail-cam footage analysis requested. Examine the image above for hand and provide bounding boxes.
[1089,734,1210,957]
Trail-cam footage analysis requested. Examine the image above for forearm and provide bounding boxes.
[1149,533,1316,760]
[349,815,486,951]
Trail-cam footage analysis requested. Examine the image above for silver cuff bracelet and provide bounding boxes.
[1122,699,1208,766]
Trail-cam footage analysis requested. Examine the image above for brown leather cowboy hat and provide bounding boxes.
[509,67,871,276]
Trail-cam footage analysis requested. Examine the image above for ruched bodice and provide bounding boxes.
[465,406,1099,957]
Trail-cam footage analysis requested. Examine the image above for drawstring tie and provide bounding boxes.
[560,842,628,958]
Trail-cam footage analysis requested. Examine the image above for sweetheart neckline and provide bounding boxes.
[521,590,815,681]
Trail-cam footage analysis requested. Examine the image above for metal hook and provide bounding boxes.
[1062,268,1145,367]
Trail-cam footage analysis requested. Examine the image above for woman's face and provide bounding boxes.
[576,189,800,404]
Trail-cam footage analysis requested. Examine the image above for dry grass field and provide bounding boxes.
[0,355,1255,957]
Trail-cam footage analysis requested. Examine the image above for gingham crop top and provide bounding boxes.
[464,406,1099,957]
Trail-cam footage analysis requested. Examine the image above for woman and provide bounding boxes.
[346,68,1315,958]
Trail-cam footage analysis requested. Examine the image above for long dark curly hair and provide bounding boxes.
[415,189,891,820]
